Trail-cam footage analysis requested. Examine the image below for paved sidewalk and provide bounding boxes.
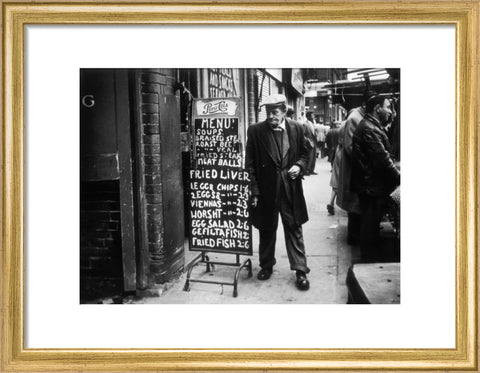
[136,158,356,304]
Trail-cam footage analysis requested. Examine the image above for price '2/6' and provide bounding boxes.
[235,208,249,219]
[236,240,249,249]
[236,219,249,230]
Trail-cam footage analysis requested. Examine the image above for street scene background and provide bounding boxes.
[80,68,400,304]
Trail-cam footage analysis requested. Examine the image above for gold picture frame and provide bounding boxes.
[2,1,478,371]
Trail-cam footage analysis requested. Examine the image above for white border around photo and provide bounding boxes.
[25,25,455,349]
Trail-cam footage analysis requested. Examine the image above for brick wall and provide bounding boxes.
[139,69,185,285]
[80,180,122,300]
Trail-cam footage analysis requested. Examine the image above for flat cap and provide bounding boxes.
[261,94,287,107]
[363,90,378,103]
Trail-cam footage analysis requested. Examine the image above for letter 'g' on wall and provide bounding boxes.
[82,94,95,108]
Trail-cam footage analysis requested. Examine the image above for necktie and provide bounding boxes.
[271,124,282,131]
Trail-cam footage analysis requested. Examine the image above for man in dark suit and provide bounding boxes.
[304,111,318,175]
[245,94,310,291]
[351,94,400,261]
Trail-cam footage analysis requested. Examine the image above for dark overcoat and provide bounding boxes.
[245,119,309,230]
[351,113,400,197]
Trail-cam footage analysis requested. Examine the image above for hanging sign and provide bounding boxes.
[189,97,252,255]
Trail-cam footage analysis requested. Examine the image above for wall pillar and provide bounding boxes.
[138,69,185,286]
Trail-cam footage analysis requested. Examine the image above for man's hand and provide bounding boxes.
[288,165,301,180]
[251,196,259,207]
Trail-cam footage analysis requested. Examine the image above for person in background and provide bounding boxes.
[351,95,400,261]
[315,120,328,158]
[327,121,345,215]
[336,90,376,245]
[387,97,400,162]
[298,111,307,124]
[313,120,322,158]
[325,121,340,169]
[245,94,311,291]
[304,111,318,175]
[286,107,295,120]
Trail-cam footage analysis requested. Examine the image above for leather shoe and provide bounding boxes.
[257,268,272,281]
[295,271,310,291]
[347,235,359,245]
[327,204,335,215]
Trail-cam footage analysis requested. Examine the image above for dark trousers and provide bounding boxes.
[347,212,361,244]
[318,141,325,157]
[359,194,387,260]
[258,191,310,274]
[308,145,317,173]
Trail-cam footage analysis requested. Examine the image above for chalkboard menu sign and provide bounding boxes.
[189,98,252,255]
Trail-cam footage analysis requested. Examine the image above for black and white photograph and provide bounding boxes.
[80,68,401,304]
[4,1,475,369]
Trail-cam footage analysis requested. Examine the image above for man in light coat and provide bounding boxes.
[315,120,328,158]
[245,94,311,291]
[336,90,376,244]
